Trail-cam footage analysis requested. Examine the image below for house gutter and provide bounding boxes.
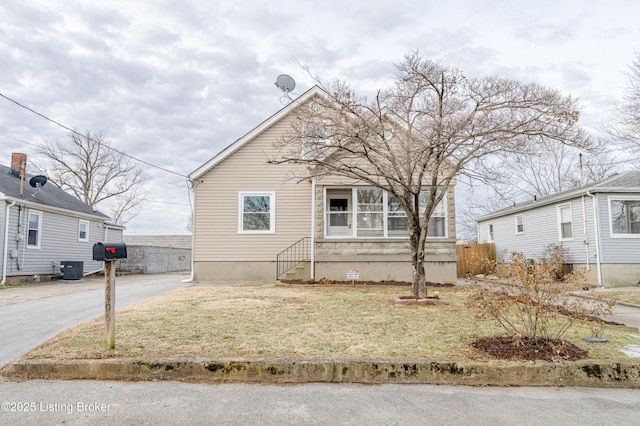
[2,200,16,285]
[310,178,316,280]
[586,191,602,286]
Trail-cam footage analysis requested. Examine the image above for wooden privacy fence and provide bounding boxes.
[456,243,496,278]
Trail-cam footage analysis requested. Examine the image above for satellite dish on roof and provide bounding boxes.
[29,175,47,197]
[275,74,296,104]
[275,74,296,93]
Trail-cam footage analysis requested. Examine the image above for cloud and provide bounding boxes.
[2,0,639,234]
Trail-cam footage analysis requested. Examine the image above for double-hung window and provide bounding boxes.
[356,188,384,237]
[557,204,573,240]
[488,224,494,242]
[78,220,89,242]
[609,197,640,237]
[515,214,524,234]
[27,210,43,249]
[238,192,275,234]
[325,187,447,238]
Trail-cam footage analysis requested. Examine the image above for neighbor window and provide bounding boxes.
[515,214,524,234]
[557,204,573,240]
[27,210,43,248]
[610,197,640,237]
[78,220,89,242]
[238,192,275,234]
[488,224,494,242]
[324,187,447,239]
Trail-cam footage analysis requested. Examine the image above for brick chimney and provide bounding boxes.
[10,153,27,194]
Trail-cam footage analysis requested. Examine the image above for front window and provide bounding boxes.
[356,188,384,237]
[78,220,89,242]
[558,204,573,240]
[27,210,43,248]
[238,192,275,234]
[324,187,447,239]
[610,197,640,237]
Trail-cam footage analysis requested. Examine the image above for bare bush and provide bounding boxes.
[468,248,615,342]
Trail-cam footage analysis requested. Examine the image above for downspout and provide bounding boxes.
[310,178,316,280]
[182,182,196,283]
[2,201,16,285]
[581,195,590,270]
[586,191,602,286]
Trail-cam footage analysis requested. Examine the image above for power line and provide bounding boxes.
[0,92,190,179]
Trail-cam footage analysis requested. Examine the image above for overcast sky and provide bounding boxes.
[1,0,638,235]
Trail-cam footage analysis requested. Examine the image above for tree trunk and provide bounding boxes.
[410,227,427,298]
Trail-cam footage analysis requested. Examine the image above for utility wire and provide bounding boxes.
[0,92,190,179]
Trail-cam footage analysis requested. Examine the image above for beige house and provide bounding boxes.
[189,86,457,283]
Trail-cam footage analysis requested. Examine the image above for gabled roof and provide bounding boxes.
[476,171,640,222]
[189,85,327,180]
[0,164,109,219]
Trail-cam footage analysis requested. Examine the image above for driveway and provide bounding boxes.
[0,273,192,367]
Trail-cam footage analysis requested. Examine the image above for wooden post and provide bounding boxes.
[105,260,116,349]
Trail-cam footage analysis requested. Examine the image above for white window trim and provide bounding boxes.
[26,209,43,249]
[515,214,524,235]
[487,223,494,242]
[238,191,276,234]
[557,203,574,241]
[608,195,640,238]
[322,186,448,239]
[78,219,90,242]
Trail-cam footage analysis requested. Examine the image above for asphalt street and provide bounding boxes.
[0,380,639,425]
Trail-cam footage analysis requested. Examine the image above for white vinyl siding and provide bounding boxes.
[27,210,43,249]
[557,204,573,240]
[3,203,108,277]
[477,198,596,264]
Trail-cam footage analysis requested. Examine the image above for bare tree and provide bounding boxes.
[36,130,147,225]
[455,141,616,242]
[271,51,594,298]
[611,50,640,149]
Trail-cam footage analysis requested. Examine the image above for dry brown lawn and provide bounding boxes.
[598,289,640,306]
[23,284,638,362]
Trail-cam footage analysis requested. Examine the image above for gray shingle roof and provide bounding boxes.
[0,164,109,219]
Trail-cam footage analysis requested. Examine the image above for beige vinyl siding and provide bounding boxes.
[193,116,312,262]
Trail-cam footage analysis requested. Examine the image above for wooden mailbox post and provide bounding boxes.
[93,242,127,349]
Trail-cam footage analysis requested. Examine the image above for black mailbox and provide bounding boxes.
[93,242,127,261]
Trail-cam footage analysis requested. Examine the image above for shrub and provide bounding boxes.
[468,249,614,342]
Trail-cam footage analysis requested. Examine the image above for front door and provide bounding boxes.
[327,189,352,237]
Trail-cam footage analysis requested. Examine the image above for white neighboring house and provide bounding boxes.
[476,171,640,287]
[1,153,124,285]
